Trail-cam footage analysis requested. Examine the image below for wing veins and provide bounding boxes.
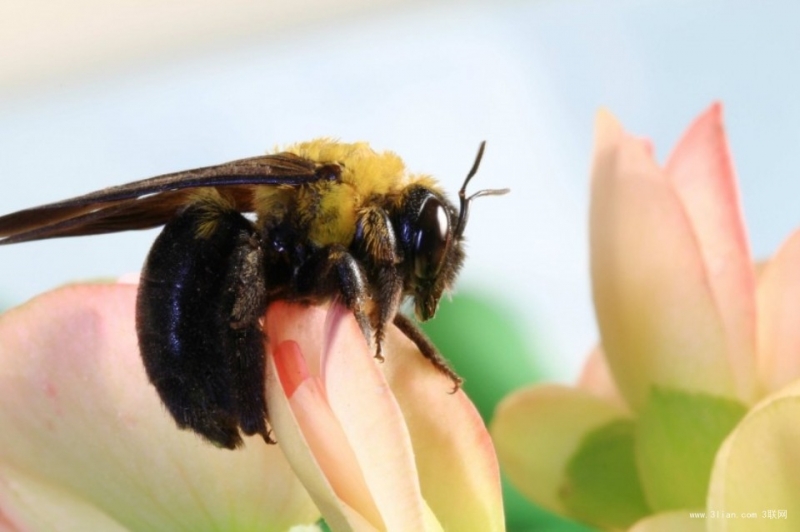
[0,152,329,242]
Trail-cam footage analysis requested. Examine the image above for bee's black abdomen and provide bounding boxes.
[136,205,268,449]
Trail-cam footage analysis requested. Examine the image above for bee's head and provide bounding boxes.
[396,142,509,321]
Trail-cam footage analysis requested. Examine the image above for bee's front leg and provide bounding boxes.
[294,245,374,352]
[393,313,462,392]
[353,207,403,360]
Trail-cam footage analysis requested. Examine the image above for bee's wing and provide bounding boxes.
[0,153,329,244]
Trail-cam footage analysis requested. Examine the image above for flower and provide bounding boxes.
[0,283,319,531]
[491,103,800,530]
[0,280,504,531]
[706,229,800,531]
[265,301,505,531]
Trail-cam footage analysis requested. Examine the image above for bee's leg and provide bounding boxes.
[220,232,273,444]
[371,269,403,361]
[393,313,462,391]
[137,204,269,449]
[353,207,403,360]
[296,245,373,347]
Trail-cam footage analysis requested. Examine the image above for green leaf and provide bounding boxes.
[636,387,747,510]
[561,419,650,529]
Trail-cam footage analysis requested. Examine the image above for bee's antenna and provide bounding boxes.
[454,141,510,239]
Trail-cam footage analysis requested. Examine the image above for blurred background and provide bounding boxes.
[1,1,799,530]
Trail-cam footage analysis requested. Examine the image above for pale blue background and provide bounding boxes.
[1,0,798,381]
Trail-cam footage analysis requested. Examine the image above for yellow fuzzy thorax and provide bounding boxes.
[262,139,442,247]
[286,139,408,194]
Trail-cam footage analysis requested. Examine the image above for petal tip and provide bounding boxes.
[684,101,726,142]
[594,108,622,142]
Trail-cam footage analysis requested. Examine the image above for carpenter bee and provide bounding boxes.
[0,140,508,449]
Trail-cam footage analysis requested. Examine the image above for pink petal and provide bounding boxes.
[591,109,751,410]
[265,302,438,531]
[0,284,318,531]
[381,323,505,532]
[320,305,433,530]
[665,102,757,403]
[0,473,30,532]
[0,468,128,532]
[274,340,383,527]
[266,343,379,532]
[115,272,140,284]
[756,228,800,393]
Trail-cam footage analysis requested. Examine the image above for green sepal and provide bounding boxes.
[562,419,650,529]
[635,387,747,510]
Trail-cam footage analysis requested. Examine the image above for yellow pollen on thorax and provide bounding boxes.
[283,139,412,246]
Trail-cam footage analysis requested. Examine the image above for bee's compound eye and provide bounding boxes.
[414,197,451,279]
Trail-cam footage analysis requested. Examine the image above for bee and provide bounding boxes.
[0,140,508,449]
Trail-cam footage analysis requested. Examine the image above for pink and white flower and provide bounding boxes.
[492,103,800,530]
